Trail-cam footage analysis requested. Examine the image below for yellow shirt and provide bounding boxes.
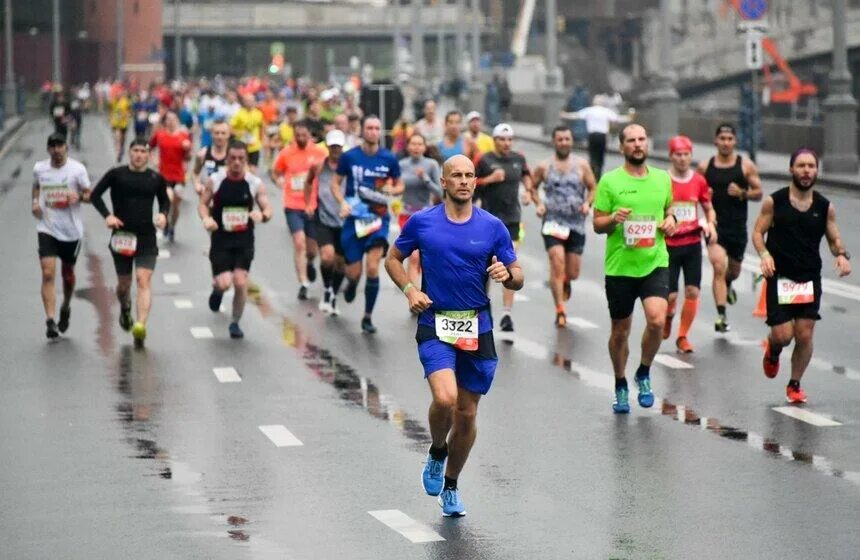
[473,131,494,154]
[278,122,295,146]
[110,96,131,129]
[230,108,264,153]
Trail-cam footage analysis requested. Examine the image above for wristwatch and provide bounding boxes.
[838,251,851,261]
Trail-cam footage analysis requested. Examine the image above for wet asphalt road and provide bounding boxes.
[2,117,860,559]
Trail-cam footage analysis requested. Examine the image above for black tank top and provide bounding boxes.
[203,146,227,177]
[212,174,255,247]
[765,187,829,282]
[705,155,749,226]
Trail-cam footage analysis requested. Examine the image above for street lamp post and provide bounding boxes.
[542,0,566,134]
[468,0,484,115]
[174,0,182,80]
[410,0,425,88]
[642,0,679,149]
[116,0,124,80]
[52,0,61,84]
[3,0,16,118]
[822,0,859,174]
[436,0,445,84]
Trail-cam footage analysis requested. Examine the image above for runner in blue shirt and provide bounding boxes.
[331,115,404,334]
[385,154,523,517]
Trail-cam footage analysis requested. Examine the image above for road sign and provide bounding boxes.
[739,0,767,20]
[745,34,763,69]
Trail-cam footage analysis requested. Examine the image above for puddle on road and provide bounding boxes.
[250,285,432,451]
[552,353,860,487]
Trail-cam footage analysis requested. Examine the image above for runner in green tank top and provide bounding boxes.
[593,124,677,414]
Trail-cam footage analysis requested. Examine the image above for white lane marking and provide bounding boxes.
[367,510,445,543]
[163,272,181,284]
[810,357,860,381]
[158,249,171,259]
[772,407,842,427]
[513,293,531,302]
[173,299,194,309]
[190,327,214,339]
[654,354,695,370]
[566,316,598,329]
[213,367,241,383]
[495,332,549,360]
[258,425,303,447]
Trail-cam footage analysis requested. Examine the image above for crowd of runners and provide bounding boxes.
[31,76,852,517]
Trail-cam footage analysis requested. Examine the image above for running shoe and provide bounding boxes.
[422,454,445,496]
[297,285,308,301]
[555,312,567,328]
[229,322,244,339]
[318,298,332,315]
[329,297,340,316]
[499,314,514,332]
[361,317,377,334]
[612,387,630,414]
[208,289,223,312]
[562,281,571,302]
[307,262,317,283]
[762,341,780,378]
[662,315,673,340]
[344,280,358,303]
[727,287,738,305]
[786,385,808,404]
[675,336,694,354]
[58,306,71,333]
[131,321,146,346]
[714,315,731,333]
[635,376,655,408]
[119,306,133,331]
[165,227,175,244]
[438,488,466,517]
[46,319,59,339]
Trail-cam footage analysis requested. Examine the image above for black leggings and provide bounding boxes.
[587,133,607,180]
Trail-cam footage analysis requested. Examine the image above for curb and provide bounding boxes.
[515,131,859,192]
[0,116,25,154]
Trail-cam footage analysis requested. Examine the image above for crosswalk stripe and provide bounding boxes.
[157,249,171,259]
[190,326,214,339]
[772,406,842,427]
[258,425,303,447]
[173,299,193,309]
[163,272,181,284]
[654,353,695,370]
[368,510,445,543]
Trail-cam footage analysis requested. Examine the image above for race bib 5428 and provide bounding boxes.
[110,231,137,256]
[777,278,815,305]
[435,310,479,351]
[623,215,656,248]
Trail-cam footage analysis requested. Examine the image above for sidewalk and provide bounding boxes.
[509,120,860,191]
[0,116,25,154]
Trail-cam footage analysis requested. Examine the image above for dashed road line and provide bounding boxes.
[190,326,214,339]
[654,353,695,370]
[173,299,193,309]
[258,425,303,447]
[772,406,842,427]
[213,367,241,383]
[163,272,181,284]
[367,510,445,543]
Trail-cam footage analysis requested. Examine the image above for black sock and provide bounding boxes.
[615,377,628,391]
[444,476,457,490]
[787,379,800,390]
[332,272,345,295]
[635,363,650,380]
[717,305,726,316]
[429,443,448,461]
[320,264,333,289]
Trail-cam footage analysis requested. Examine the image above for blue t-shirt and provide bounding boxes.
[197,109,223,148]
[395,204,517,334]
[336,145,401,217]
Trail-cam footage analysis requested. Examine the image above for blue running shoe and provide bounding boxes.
[636,376,654,408]
[438,488,466,517]
[422,454,445,496]
[421,453,445,496]
[229,322,244,339]
[612,387,630,414]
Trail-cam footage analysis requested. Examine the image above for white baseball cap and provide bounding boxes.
[492,123,514,138]
[465,111,482,122]
[325,129,346,147]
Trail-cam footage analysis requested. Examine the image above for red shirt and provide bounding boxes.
[667,172,710,248]
[150,128,191,183]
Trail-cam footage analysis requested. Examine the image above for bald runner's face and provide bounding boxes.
[441,155,476,204]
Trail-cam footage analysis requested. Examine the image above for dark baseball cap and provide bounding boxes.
[47,133,66,147]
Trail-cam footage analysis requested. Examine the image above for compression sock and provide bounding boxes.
[364,277,380,315]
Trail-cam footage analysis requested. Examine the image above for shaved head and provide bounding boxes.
[442,154,474,177]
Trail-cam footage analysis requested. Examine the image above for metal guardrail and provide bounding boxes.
[163,2,485,36]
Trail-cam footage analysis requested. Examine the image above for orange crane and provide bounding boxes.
[728,0,818,103]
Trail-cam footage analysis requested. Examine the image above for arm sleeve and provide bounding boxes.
[592,176,613,213]
[357,186,392,205]
[394,212,420,255]
[156,174,171,215]
[493,220,518,265]
[90,169,113,218]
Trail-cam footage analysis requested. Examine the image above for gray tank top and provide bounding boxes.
[317,161,343,228]
[543,159,587,234]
